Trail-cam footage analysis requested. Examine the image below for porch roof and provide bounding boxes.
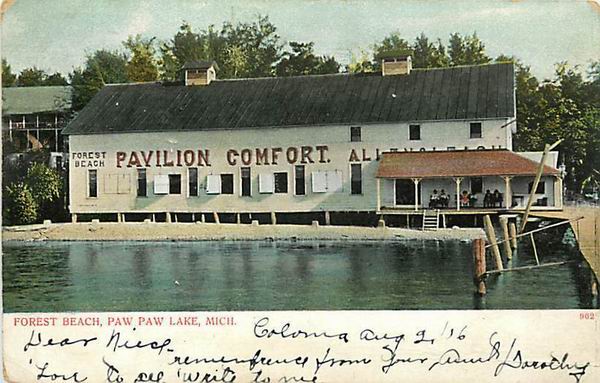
[376,150,560,179]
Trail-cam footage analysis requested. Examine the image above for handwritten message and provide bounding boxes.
[3,311,598,383]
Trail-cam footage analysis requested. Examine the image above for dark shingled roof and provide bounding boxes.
[376,150,559,179]
[63,62,514,135]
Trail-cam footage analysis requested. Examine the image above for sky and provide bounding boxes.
[1,0,599,80]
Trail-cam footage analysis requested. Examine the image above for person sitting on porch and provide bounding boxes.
[439,189,449,208]
[460,190,470,207]
[429,189,439,208]
[493,189,503,207]
[469,193,478,207]
[483,190,493,208]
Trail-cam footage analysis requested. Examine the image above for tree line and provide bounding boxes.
[2,15,599,197]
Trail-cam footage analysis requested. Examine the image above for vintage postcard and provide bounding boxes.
[1,0,599,382]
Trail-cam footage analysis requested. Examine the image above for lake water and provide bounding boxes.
[2,234,595,312]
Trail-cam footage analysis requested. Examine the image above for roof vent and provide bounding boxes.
[382,56,412,76]
[182,61,218,86]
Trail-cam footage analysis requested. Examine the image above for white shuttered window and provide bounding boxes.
[154,175,169,195]
[259,174,274,193]
[206,175,221,194]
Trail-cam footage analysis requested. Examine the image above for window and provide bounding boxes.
[154,175,169,194]
[169,174,181,194]
[295,165,305,195]
[188,168,198,197]
[350,126,361,142]
[528,181,545,194]
[274,172,288,193]
[311,170,343,193]
[259,174,274,193]
[470,122,482,139]
[137,169,147,197]
[241,167,251,196]
[88,169,97,198]
[470,177,483,194]
[409,124,420,140]
[221,174,234,194]
[351,164,362,195]
[206,175,221,194]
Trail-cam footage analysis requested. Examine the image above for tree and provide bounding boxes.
[4,183,38,225]
[412,33,449,68]
[159,16,282,80]
[124,34,159,82]
[275,41,340,76]
[70,49,128,110]
[2,58,16,87]
[346,50,375,74]
[17,67,47,86]
[448,33,490,66]
[372,32,412,71]
[44,72,68,86]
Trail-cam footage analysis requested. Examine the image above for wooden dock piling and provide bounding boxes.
[509,222,517,249]
[472,238,486,295]
[270,212,277,225]
[483,215,503,271]
[500,216,512,260]
[213,212,220,224]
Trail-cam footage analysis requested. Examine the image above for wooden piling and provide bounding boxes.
[166,212,172,223]
[152,213,156,223]
[117,213,122,223]
[271,212,277,225]
[509,222,517,249]
[325,211,331,226]
[472,238,486,295]
[236,213,241,224]
[483,215,503,271]
[201,213,206,223]
[500,217,512,260]
[213,212,220,224]
[71,214,77,223]
[530,233,540,265]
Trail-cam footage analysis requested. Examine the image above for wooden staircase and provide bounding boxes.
[422,210,440,231]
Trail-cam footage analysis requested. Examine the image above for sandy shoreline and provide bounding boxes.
[2,222,485,242]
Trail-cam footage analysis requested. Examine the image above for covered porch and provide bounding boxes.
[375,150,562,212]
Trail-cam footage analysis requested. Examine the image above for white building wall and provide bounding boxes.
[68,118,513,214]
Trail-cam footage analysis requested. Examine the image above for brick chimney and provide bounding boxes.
[183,61,218,86]
[382,56,412,76]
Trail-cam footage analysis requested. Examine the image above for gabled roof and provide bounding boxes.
[182,60,218,70]
[376,150,559,178]
[2,86,72,115]
[63,62,514,135]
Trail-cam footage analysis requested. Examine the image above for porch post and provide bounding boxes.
[8,119,12,141]
[455,177,463,211]
[376,178,381,212]
[412,178,421,211]
[554,175,563,209]
[503,176,512,209]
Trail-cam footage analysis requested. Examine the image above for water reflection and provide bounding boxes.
[1,238,593,312]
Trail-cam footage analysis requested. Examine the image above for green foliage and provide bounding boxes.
[124,34,159,82]
[159,16,282,80]
[448,32,490,66]
[276,42,340,76]
[412,33,449,68]
[513,61,600,191]
[70,49,128,110]
[2,58,17,87]
[4,182,38,225]
[24,163,61,206]
[44,72,69,86]
[346,50,375,74]
[17,67,47,86]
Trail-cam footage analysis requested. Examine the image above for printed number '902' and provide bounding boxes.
[579,312,596,320]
